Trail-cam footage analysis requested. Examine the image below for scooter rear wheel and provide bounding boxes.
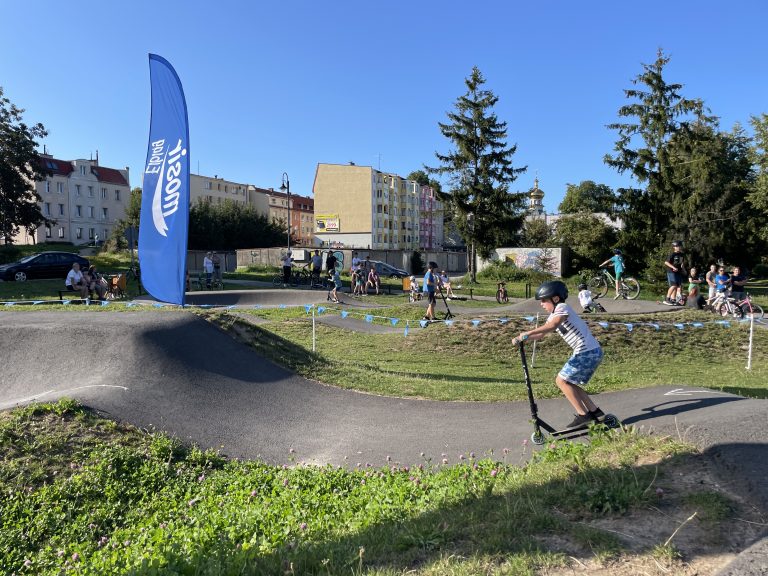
[602,414,620,429]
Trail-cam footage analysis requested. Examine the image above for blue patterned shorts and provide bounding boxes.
[558,348,603,386]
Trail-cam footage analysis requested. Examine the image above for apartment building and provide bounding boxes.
[312,163,442,250]
[18,154,131,245]
[264,189,315,246]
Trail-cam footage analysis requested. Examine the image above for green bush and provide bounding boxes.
[751,263,768,278]
[478,260,552,284]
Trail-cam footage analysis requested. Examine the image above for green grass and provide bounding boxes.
[211,307,768,401]
[0,400,699,575]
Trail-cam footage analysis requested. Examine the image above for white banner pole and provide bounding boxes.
[312,307,316,353]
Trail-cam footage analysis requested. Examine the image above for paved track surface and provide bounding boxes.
[1,309,765,574]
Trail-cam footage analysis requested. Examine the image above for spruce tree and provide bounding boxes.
[604,50,712,264]
[426,67,526,282]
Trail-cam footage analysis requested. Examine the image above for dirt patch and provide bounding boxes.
[539,451,766,575]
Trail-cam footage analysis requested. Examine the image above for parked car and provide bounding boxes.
[369,260,408,278]
[0,252,90,282]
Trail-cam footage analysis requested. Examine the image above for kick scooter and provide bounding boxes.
[518,342,619,445]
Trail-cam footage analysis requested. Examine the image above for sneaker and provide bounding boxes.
[662,299,674,306]
[564,413,592,429]
[589,408,605,421]
[613,294,620,300]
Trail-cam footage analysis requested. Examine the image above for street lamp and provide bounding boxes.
[280,172,290,253]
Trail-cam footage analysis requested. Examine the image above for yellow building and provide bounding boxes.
[313,163,430,250]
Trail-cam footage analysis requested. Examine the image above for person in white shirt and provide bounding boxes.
[203,252,214,289]
[65,262,88,298]
[281,251,293,287]
[577,283,605,313]
[512,281,607,429]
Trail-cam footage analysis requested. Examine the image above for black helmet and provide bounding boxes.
[671,240,682,247]
[613,248,622,255]
[535,280,568,302]
[577,283,588,291]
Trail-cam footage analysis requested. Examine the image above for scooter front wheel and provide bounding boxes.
[531,431,546,445]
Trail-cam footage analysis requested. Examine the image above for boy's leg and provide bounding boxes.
[555,375,597,415]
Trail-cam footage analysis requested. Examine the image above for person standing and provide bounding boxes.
[282,251,293,287]
[687,267,704,309]
[325,250,338,277]
[211,251,222,281]
[422,261,438,320]
[203,252,214,289]
[663,241,686,305]
[311,250,323,285]
[511,281,607,429]
[730,266,747,301]
[350,251,361,274]
[599,249,625,299]
[705,264,718,302]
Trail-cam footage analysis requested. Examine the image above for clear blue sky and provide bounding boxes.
[2,1,766,213]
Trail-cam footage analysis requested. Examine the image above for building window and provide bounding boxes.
[88,206,94,218]
[205,181,211,190]
[101,187,107,199]
[88,186,94,197]
[58,227,65,238]
[45,226,52,238]
[224,185,228,193]
[76,228,82,239]
[75,184,81,196]
[58,203,65,216]
[45,181,50,193]
[115,189,121,201]
[79,165,86,175]
[103,228,108,239]
[88,228,95,239]
[44,203,51,216]
[57,182,64,194]
[76,205,82,217]
[102,207,108,219]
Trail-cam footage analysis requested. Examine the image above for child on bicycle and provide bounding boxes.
[599,248,625,299]
[511,281,608,429]
[497,282,508,303]
[577,283,606,313]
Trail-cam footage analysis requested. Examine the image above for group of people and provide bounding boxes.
[64,262,108,300]
[203,251,222,289]
[662,241,748,308]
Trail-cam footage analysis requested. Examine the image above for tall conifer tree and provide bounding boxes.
[426,67,526,282]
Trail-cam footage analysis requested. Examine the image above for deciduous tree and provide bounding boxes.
[558,181,617,215]
[0,87,50,244]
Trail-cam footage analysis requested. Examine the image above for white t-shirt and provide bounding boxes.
[203,256,214,273]
[578,289,593,309]
[548,302,600,354]
[65,269,83,287]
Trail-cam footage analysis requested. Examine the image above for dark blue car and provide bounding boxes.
[0,251,90,282]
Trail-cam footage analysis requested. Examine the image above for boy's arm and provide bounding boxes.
[512,315,563,345]
[599,259,611,267]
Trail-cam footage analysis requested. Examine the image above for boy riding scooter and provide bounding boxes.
[511,281,610,429]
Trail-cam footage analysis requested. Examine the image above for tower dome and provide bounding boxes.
[528,177,545,216]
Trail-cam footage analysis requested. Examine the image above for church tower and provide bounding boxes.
[528,177,545,217]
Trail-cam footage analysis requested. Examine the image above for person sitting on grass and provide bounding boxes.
[409,275,421,302]
[439,270,454,298]
[65,262,89,298]
[511,281,608,430]
[84,265,107,300]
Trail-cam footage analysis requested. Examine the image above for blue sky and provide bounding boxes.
[2,1,767,213]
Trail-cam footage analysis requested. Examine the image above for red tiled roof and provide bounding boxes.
[91,166,128,186]
[39,157,73,176]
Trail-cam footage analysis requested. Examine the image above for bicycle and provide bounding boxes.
[272,268,300,288]
[705,292,743,319]
[734,292,764,320]
[589,267,640,300]
[196,272,224,291]
[496,282,509,304]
